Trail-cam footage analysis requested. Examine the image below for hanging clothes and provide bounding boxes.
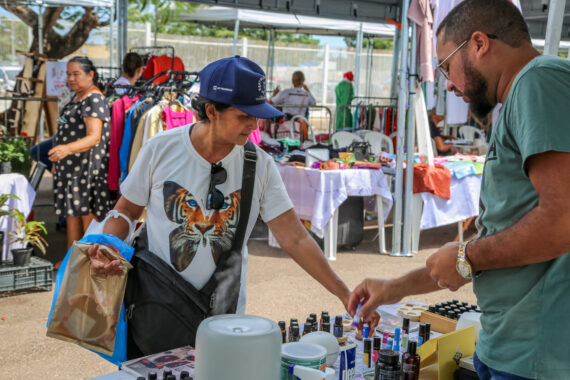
[142,55,185,84]
[162,106,194,130]
[408,0,434,82]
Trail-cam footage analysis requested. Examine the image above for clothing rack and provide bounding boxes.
[111,70,199,98]
[335,103,398,134]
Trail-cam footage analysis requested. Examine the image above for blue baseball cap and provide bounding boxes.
[199,56,284,119]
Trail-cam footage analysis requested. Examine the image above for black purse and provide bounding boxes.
[124,141,257,358]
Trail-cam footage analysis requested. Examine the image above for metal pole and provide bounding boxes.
[242,37,248,57]
[11,20,16,63]
[391,0,411,255]
[401,23,418,257]
[37,3,43,54]
[109,5,114,69]
[322,43,330,105]
[544,0,566,55]
[390,28,401,100]
[354,22,363,97]
[365,38,373,98]
[232,18,240,56]
[117,0,122,68]
[122,0,128,60]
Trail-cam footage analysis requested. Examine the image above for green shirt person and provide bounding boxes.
[335,71,354,131]
[348,1,570,379]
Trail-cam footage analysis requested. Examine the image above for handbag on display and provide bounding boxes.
[347,141,371,160]
[123,141,257,358]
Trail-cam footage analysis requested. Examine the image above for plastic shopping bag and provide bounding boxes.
[47,234,134,364]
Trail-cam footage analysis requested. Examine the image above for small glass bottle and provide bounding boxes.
[402,341,420,380]
[163,370,173,379]
[363,338,372,367]
[321,314,330,331]
[334,315,343,338]
[180,370,190,380]
[147,371,157,380]
[374,349,401,380]
[279,320,287,343]
[303,319,313,336]
[320,311,329,329]
[322,321,331,334]
[290,324,300,342]
[402,317,410,334]
[424,323,431,342]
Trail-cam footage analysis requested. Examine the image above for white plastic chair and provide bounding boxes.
[330,131,362,149]
[363,131,394,155]
[458,125,485,142]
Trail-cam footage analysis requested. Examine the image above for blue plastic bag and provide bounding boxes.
[46,234,134,365]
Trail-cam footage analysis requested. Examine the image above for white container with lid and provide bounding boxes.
[195,314,282,380]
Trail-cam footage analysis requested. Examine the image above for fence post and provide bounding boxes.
[321,43,330,105]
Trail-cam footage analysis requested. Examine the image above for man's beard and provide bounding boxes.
[463,57,495,119]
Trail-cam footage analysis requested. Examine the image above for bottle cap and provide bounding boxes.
[166,376,176,380]
[148,371,158,380]
[335,315,342,324]
[180,370,190,378]
[448,311,456,319]
[306,317,314,324]
[428,305,436,312]
[279,321,286,329]
[379,349,399,365]
[419,323,425,336]
[364,338,372,350]
[323,314,330,323]
[310,313,317,320]
[321,311,329,316]
[137,377,145,380]
[462,301,468,306]
[164,370,172,376]
[437,307,446,315]
[407,340,418,355]
[402,317,410,330]
[292,325,299,335]
[291,318,298,324]
[452,299,459,304]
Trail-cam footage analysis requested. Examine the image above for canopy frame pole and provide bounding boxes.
[544,0,567,55]
[392,0,411,255]
[365,37,374,98]
[37,3,43,54]
[390,27,401,100]
[400,22,418,257]
[322,43,330,105]
[232,18,240,55]
[354,22,363,97]
[109,4,114,69]
[116,0,122,69]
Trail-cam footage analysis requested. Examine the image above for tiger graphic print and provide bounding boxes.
[163,181,241,272]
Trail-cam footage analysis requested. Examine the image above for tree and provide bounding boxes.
[343,37,393,51]
[0,4,110,59]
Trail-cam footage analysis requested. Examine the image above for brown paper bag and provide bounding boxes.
[46,242,133,355]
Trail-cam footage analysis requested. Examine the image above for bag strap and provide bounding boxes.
[232,140,257,251]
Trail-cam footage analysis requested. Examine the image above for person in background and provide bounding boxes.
[114,52,144,95]
[335,71,355,130]
[270,70,316,119]
[349,1,570,379]
[428,111,456,155]
[48,57,112,250]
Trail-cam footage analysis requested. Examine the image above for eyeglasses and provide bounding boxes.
[207,163,227,210]
[437,34,497,80]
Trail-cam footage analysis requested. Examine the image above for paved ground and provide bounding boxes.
[0,173,478,379]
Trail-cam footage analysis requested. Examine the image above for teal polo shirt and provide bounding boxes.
[474,55,570,379]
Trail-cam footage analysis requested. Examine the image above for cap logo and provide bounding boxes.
[213,85,233,92]
[257,76,266,94]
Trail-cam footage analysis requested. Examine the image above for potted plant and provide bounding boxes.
[0,138,25,174]
[0,194,20,265]
[10,210,48,266]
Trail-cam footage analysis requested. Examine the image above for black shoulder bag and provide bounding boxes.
[124,141,257,358]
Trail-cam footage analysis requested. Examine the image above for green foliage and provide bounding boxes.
[0,135,31,175]
[0,18,28,63]
[0,194,20,220]
[10,210,48,254]
[343,37,393,50]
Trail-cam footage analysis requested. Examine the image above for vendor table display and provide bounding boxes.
[276,165,393,260]
[0,173,35,261]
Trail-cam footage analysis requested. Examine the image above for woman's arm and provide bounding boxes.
[48,116,103,162]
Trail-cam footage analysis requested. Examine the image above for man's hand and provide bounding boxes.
[272,86,281,97]
[348,278,403,332]
[426,242,470,290]
[87,243,123,275]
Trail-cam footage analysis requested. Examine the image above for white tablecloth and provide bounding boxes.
[0,173,36,261]
[420,174,481,230]
[277,166,393,238]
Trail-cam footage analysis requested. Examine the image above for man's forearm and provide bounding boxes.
[468,204,570,272]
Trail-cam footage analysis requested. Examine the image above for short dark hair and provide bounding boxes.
[436,0,531,48]
[122,52,143,77]
[68,56,99,84]
[190,95,232,121]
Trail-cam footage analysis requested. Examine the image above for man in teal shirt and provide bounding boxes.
[348,0,570,378]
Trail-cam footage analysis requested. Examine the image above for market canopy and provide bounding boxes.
[179,6,397,37]
[0,0,114,7]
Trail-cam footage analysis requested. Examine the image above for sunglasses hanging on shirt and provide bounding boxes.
[207,163,228,210]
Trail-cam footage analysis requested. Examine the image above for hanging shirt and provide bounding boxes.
[271,87,316,117]
[162,107,194,130]
[142,55,185,84]
[108,95,139,191]
[113,76,131,95]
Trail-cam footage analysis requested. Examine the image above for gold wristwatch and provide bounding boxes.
[456,241,474,280]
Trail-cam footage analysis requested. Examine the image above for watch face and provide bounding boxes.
[456,260,471,278]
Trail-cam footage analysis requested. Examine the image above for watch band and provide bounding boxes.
[461,240,481,278]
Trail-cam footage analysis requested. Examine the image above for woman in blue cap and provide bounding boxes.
[85,56,351,357]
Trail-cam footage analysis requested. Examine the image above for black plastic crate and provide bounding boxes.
[0,256,53,292]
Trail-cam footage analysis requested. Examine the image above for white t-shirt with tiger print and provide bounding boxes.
[121,123,293,313]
